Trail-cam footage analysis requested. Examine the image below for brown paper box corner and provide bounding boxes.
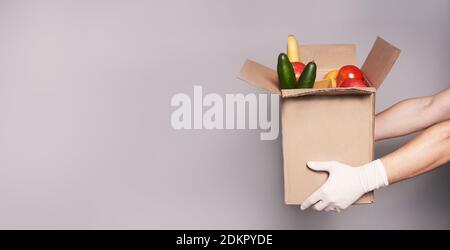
[237,37,400,205]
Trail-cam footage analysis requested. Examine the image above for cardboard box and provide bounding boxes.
[238,37,400,205]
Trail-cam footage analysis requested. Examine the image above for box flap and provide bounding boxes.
[281,87,376,98]
[300,44,356,70]
[238,59,281,95]
[362,37,401,89]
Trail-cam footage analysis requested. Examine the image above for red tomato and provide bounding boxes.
[336,65,365,86]
[291,62,305,81]
[339,78,368,88]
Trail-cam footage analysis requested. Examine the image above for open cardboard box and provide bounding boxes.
[238,37,400,204]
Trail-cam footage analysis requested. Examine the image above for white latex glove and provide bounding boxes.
[300,159,389,212]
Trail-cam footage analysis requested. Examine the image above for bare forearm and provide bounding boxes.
[375,97,431,140]
[375,88,450,141]
[381,120,450,184]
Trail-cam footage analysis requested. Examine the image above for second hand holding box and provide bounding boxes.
[238,37,400,205]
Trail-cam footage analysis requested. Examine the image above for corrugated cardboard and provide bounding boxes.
[362,37,401,89]
[238,37,400,205]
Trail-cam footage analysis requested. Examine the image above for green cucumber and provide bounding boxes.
[277,53,296,89]
[298,61,317,88]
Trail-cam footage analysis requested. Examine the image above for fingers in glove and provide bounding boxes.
[325,205,340,212]
[313,200,329,211]
[307,161,335,172]
[301,190,322,210]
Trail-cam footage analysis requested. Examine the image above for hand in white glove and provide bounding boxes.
[300,159,389,212]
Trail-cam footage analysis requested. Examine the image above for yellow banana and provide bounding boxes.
[287,35,300,62]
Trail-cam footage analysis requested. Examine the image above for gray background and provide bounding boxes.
[0,0,448,229]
